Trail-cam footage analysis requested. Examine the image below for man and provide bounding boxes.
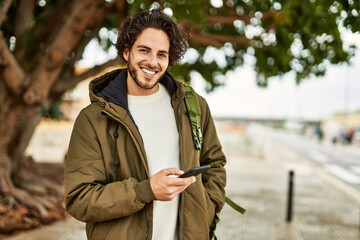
[65,9,226,240]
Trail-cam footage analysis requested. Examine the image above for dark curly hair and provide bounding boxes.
[116,9,188,66]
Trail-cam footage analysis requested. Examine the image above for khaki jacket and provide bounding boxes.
[64,69,226,240]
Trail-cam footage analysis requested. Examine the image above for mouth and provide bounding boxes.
[141,67,157,77]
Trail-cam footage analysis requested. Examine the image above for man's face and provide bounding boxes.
[123,28,170,96]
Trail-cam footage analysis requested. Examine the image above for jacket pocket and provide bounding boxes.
[204,189,216,227]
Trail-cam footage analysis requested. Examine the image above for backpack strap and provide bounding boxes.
[183,85,203,150]
[183,84,246,216]
[225,196,246,214]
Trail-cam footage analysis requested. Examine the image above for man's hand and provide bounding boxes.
[150,168,196,201]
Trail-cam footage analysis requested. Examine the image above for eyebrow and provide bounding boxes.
[137,45,169,55]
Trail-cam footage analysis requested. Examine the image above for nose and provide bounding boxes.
[147,53,158,67]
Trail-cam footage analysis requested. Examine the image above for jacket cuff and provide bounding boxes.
[134,179,156,204]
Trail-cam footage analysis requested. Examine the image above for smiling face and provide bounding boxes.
[123,28,170,96]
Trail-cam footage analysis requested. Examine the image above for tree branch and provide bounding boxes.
[14,0,35,40]
[60,28,98,81]
[33,2,71,48]
[14,0,36,61]
[206,10,273,25]
[52,57,121,96]
[0,0,13,26]
[188,30,251,48]
[189,32,223,48]
[207,33,251,46]
[55,0,128,96]
[15,1,71,68]
[0,32,27,95]
[112,0,128,13]
[23,0,102,105]
[60,5,108,80]
[207,14,251,25]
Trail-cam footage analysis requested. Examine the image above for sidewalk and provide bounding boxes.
[215,123,359,239]
[5,122,360,240]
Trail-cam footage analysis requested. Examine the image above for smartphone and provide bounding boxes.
[178,165,211,178]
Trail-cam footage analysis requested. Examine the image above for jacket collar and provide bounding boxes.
[90,68,179,111]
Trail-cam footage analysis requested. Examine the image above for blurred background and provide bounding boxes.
[1,0,359,239]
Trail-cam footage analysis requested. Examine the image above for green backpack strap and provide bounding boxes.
[183,84,247,215]
[183,85,203,150]
[209,197,246,240]
[225,196,246,214]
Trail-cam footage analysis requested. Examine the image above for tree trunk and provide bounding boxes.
[0,93,66,233]
[0,0,104,234]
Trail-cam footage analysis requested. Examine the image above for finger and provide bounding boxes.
[182,176,196,184]
[170,176,196,187]
[162,168,184,176]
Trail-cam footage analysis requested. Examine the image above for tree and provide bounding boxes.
[0,0,359,233]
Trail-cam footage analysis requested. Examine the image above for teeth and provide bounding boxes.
[142,68,156,75]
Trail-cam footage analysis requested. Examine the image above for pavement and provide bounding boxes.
[3,121,360,240]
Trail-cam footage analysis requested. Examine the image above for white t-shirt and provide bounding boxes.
[128,84,179,240]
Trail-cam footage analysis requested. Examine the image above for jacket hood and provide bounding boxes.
[89,68,179,111]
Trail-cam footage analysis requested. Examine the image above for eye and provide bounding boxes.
[158,53,168,59]
[139,48,149,53]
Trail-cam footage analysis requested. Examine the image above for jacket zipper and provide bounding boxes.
[101,110,148,173]
[101,110,151,239]
[176,87,186,240]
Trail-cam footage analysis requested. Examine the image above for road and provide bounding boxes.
[247,123,360,198]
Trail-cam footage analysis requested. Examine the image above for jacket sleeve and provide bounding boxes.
[198,97,227,214]
[64,109,152,223]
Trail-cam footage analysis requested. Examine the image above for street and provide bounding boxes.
[250,123,360,198]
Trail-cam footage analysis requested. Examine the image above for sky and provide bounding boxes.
[191,31,360,121]
[79,31,360,121]
[192,47,360,121]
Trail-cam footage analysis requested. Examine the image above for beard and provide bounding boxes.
[127,55,165,90]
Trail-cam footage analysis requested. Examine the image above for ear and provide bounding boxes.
[123,48,129,62]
